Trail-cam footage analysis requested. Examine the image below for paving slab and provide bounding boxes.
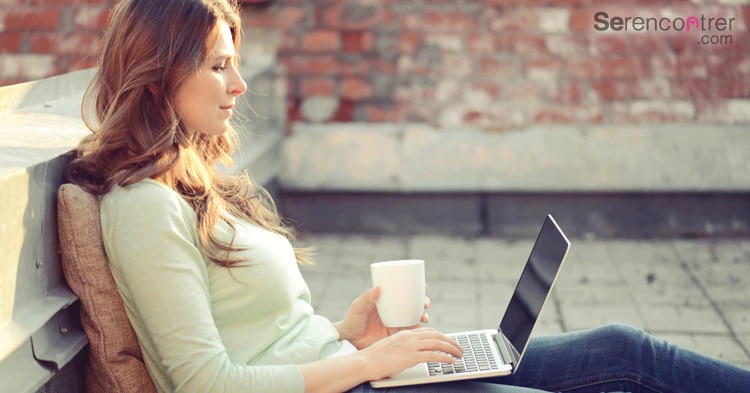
[298,233,750,370]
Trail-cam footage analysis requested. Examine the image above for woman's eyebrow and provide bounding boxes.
[210,53,234,62]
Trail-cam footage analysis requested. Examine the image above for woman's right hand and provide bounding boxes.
[357,327,463,381]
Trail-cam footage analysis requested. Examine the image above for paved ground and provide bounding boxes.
[297,233,750,371]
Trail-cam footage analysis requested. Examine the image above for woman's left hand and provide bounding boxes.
[335,286,430,350]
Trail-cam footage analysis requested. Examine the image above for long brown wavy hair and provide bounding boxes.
[66,0,312,266]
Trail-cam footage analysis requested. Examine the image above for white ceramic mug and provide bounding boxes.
[370,259,425,328]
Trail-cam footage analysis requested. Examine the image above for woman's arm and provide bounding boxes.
[299,328,462,393]
[101,182,305,392]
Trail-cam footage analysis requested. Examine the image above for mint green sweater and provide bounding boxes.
[100,179,342,393]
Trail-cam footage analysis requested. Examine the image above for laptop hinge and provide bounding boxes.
[494,332,513,366]
[494,332,520,368]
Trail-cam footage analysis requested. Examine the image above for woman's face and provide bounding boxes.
[174,21,247,136]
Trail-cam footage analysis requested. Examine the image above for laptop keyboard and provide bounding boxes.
[427,332,500,376]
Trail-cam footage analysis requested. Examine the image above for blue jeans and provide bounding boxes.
[350,324,750,393]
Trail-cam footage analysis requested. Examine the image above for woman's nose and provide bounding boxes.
[229,68,247,97]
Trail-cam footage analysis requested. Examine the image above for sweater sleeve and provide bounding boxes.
[100,182,305,393]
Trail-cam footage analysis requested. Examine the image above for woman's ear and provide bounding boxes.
[147,82,160,95]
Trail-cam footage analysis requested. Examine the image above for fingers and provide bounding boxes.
[365,286,380,302]
[397,328,463,358]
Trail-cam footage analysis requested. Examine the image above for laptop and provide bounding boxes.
[370,214,571,388]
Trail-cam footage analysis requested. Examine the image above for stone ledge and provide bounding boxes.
[281,122,750,192]
[280,191,750,238]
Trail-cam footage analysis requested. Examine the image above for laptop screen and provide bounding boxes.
[498,214,570,362]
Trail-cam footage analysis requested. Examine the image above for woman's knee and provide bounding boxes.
[589,323,646,346]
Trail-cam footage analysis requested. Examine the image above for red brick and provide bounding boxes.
[74,5,112,30]
[439,54,472,78]
[466,82,500,100]
[632,78,671,100]
[322,4,382,30]
[552,81,585,105]
[629,34,669,54]
[479,57,519,77]
[243,10,276,28]
[504,80,541,101]
[695,100,727,123]
[651,55,712,78]
[331,100,354,122]
[485,8,540,32]
[301,30,340,52]
[672,78,714,100]
[300,77,337,96]
[612,101,695,123]
[466,34,497,54]
[525,57,562,80]
[338,56,369,76]
[282,55,338,75]
[589,34,630,55]
[357,103,408,122]
[569,9,597,32]
[461,106,528,132]
[341,77,372,101]
[668,34,699,55]
[29,33,100,55]
[734,55,750,75]
[0,32,24,52]
[502,34,548,56]
[393,85,423,101]
[401,10,476,32]
[532,105,605,124]
[590,80,632,101]
[567,57,645,79]
[718,79,750,98]
[369,59,396,75]
[342,31,373,53]
[249,6,310,30]
[278,34,298,52]
[396,56,430,76]
[397,32,421,54]
[3,7,61,30]
[463,110,482,123]
[545,34,587,57]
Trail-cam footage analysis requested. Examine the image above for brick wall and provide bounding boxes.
[3,1,748,128]
[0,0,114,86]
[242,0,750,130]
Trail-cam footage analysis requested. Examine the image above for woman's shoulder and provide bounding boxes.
[101,178,189,215]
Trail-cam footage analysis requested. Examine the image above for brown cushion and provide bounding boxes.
[57,183,157,393]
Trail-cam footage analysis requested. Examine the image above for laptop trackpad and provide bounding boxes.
[388,362,429,381]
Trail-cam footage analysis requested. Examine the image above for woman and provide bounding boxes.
[66,0,750,392]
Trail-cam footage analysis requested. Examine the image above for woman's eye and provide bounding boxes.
[213,66,227,72]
